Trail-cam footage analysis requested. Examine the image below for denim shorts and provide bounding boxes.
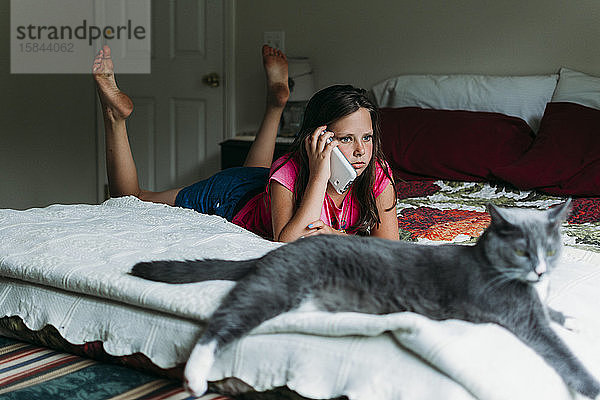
[174,167,270,221]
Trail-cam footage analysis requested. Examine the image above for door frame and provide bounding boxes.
[95,0,236,203]
[224,0,236,142]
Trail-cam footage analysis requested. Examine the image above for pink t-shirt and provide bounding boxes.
[232,155,393,239]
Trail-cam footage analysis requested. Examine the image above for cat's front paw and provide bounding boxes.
[184,376,208,398]
[183,340,217,397]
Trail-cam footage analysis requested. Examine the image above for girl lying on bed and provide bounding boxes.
[93,45,398,242]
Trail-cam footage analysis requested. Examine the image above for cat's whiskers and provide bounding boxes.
[480,276,509,296]
[479,270,520,296]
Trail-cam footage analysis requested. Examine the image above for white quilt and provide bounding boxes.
[0,197,599,400]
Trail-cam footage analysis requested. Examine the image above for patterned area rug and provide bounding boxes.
[0,336,231,400]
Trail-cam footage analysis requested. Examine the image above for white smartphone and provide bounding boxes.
[326,136,357,194]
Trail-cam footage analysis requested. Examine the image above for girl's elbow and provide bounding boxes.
[274,228,302,243]
[275,232,296,243]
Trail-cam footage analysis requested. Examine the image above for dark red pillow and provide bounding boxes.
[379,107,535,181]
[493,102,600,196]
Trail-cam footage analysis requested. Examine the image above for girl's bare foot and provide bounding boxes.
[262,44,289,108]
[93,45,133,121]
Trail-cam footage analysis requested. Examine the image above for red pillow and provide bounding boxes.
[493,102,600,196]
[379,107,534,181]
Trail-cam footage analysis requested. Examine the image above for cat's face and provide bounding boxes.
[484,201,571,283]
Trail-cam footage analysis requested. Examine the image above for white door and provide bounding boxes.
[96,0,231,201]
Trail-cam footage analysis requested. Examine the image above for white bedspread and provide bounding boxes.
[0,197,599,400]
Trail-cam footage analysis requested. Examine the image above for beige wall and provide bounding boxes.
[2,0,599,209]
[0,2,97,210]
[235,0,600,133]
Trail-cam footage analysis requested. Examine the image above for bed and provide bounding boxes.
[1,67,599,400]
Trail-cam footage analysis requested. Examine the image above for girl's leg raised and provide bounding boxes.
[243,45,290,168]
[94,45,180,205]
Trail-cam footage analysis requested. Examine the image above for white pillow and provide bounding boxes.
[551,68,600,110]
[371,74,558,132]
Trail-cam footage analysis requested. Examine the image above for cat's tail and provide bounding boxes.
[130,259,256,283]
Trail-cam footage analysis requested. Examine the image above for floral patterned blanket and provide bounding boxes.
[395,180,600,252]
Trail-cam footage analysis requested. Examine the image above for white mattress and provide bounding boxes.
[1,197,599,400]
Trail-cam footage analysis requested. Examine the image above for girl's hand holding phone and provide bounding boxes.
[305,126,336,183]
[305,126,357,194]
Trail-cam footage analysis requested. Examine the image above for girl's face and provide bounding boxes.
[328,107,374,177]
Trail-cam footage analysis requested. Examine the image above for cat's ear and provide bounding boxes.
[486,203,515,233]
[548,198,572,225]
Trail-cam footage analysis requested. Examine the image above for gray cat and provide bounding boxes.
[131,200,600,399]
